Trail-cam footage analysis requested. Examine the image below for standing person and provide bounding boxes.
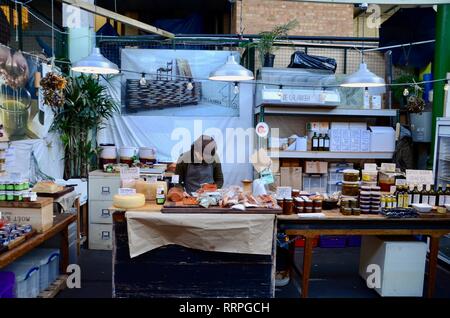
[175,135,224,193]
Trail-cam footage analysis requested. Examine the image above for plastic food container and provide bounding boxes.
[1,263,40,298]
[361,170,378,182]
[342,181,360,196]
[341,207,352,215]
[343,169,360,182]
[0,272,15,298]
[412,203,432,213]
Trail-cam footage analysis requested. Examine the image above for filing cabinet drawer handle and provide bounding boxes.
[101,231,111,240]
[101,209,111,217]
[101,186,110,194]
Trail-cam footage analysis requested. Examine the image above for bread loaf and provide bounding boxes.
[167,187,184,202]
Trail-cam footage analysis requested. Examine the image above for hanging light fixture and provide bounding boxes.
[341,61,385,88]
[233,82,240,94]
[209,55,254,82]
[72,47,119,75]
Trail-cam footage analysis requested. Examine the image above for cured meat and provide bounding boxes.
[167,187,184,202]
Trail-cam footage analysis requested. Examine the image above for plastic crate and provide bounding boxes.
[327,181,342,195]
[294,236,319,248]
[16,248,60,291]
[0,272,15,298]
[347,235,362,247]
[1,263,39,298]
[303,174,327,194]
[319,235,347,248]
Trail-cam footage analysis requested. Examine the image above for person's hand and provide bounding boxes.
[10,51,29,88]
[0,46,10,66]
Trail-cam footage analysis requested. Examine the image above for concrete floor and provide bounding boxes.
[57,246,450,298]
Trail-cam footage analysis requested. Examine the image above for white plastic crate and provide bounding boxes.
[16,248,60,291]
[1,263,40,298]
[327,181,342,194]
[303,174,328,194]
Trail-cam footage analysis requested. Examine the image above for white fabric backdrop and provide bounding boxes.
[98,49,254,186]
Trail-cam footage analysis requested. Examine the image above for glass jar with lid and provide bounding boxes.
[342,181,360,196]
[343,169,360,182]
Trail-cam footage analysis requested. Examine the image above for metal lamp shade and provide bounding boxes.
[209,55,254,82]
[341,62,385,88]
[72,48,119,75]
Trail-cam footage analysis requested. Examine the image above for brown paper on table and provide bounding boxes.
[125,212,275,258]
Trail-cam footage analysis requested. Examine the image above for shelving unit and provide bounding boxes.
[269,151,394,160]
[255,105,398,117]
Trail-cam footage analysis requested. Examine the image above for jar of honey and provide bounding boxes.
[283,198,294,215]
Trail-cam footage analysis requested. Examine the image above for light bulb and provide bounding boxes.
[444,82,449,91]
[139,73,147,86]
[403,88,409,96]
[233,83,239,94]
[187,81,194,91]
[278,85,283,97]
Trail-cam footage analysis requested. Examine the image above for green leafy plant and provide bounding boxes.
[50,74,119,178]
[392,74,424,107]
[243,19,298,65]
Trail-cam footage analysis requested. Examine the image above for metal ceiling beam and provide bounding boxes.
[60,0,174,38]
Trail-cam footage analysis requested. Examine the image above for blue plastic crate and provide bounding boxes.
[347,235,362,247]
[319,235,347,248]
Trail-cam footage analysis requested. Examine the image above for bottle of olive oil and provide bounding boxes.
[421,184,429,204]
[428,185,437,206]
[412,184,421,205]
[437,184,445,207]
[312,132,319,151]
[445,184,450,205]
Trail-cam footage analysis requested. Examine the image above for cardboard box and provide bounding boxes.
[0,198,54,233]
[306,122,329,132]
[304,161,328,174]
[281,159,300,167]
[370,126,396,152]
[280,167,302,189]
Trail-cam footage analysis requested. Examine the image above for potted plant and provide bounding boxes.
[245,20,298,67]
[392,74,425,111]
[43,74,118,178]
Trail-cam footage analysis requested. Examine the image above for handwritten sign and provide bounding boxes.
[406,169,434,186]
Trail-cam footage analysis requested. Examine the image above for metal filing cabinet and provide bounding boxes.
[88,170,121,250]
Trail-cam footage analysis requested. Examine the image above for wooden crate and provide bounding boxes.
[0,198,53,233]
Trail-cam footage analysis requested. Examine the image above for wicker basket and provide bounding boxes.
[125,79,202,111]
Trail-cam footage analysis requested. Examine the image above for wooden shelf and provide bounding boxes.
[255,106,398,117]
[0,213,77,268]
[269,151,394,160]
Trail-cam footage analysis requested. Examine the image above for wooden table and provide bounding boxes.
[277,211,450,298]
[0,213,77,272]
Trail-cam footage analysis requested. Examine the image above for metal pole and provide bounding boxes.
[431,4,450,163]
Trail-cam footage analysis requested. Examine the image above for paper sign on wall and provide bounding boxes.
[405,169,433,186]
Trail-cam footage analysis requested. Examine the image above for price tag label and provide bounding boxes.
[276,186,292,199]
[171,175,180,184]
[118,188,136,196]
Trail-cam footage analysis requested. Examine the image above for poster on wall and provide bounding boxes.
[0,46,53,141]
[121,49,240,117]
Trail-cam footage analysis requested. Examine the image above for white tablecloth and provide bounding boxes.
[125,212,276,258]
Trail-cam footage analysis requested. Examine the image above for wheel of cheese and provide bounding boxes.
[113,193,145,209]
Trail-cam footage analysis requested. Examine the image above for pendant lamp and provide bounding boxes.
[341,61,385,88]
[209,55,254,82]
[72,48,119,75]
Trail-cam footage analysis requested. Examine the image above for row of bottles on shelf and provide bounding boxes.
[311,132,330,151]
[380,184,450,209]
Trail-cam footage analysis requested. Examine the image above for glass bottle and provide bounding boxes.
[318,133,324,151]
[445,184,450,205]
[312,132,318,151]
[323,133,330,151]
[421,184,429,204]
[437,184,445,207]
[412,184,421,205]
[428,185,437,206]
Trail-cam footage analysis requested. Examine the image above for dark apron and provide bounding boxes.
[185,163,214,194]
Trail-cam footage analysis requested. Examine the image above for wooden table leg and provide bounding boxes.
[301,236,314,298]
[75,197,81,256]
[83,201,88,242]
[60,227,69,274]
[427,236,440,298]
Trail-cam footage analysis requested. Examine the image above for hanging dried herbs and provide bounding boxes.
[40,72,67,107]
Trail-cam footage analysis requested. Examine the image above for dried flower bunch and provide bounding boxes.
[40,72,67,107]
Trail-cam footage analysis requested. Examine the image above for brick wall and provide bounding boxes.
[234,0,354,37]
